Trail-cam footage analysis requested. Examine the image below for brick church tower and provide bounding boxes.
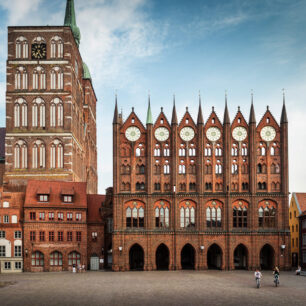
[3,0,98,193]
[112,95,290,271]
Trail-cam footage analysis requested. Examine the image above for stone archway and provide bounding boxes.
[181,244,195,270]
[156,244,169,270]
[207,244,222,269]
[234,244,248,269]
[129,244,144,271]
[260,244,275,270]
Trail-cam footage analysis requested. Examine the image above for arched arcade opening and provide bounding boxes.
[260,244,275,270]
[156,244,169,270]
[207,244,222,269]
[129,244,144,271]
[234,244,248,269]
[181,244,195,270]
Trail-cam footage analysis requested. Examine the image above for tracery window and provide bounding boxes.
[180,183,186,191]
[233,200,248,228]
[32,97,45,127]
[205,144,212,156]
[164,163,170,174]
[32,140,45,169]
[154,200,170,228]
[154,183,161,191]
[33,66,46,90]
[126,201,145,228]
[258,143,266,156]
[50,36,63,58]
[188,144,196,156]
[179,147,186,156]
[163,144,170,156]
[231,144,238,156]
[50,251,63,266]
[14,98,27,127]
[50,139,63,168]
[16,36,28,59]
[257,182,267,190]
[215,144,222,156]
[154,145,161,156]
[206,200,222,228]
[154,164,161,174]
[15,66,28,90]
[215,160,222,174]
[32,251,44,266]
[205,161,212,174]
[136,164,145,174]
[50,98,63,127]
[189,182,196,191]
[180,200,196,228]
[50,67,63,89]
[205,182,212,190]
[14,140,27,169]
[179,163,186,174]
[258,200,276,228]
[271,163,280,174]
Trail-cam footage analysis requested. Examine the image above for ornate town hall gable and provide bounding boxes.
[112,96,290,271]
[3,0,98,194]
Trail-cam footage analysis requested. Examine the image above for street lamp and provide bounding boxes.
[200,246,205,252]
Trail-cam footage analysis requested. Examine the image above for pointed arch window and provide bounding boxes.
[163,164,170,174]
[33,66,46,90]
[50,139,64,169]
[50,98,64,127]
[258,200,276,228]
[125,201,145,228]
[242,143,248,156]
[206,200,222,228]
[16,36,28,59]
[233,201,248,228]
[50,67,63,89]
[32,140,45,169]
[179,201,196,228]
[179,164,185,174]
[215,161,222,174]
[154,201,170,228]
[15,67,27,89]
[32,98,45,128]
[14,140,27,169]
[231,144,238,156]
[50,36,63,58]
[205,144,212,156]
[215,144,222,156]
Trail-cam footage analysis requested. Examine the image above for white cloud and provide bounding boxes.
[0,0,42,24]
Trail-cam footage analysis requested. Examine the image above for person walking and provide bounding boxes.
[254,268,262,288]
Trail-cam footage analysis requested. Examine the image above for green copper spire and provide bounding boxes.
[64,0,81,47]
[146,95,153,125]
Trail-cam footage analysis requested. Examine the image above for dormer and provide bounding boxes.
[61,187,75,203]
[36,186,50,202]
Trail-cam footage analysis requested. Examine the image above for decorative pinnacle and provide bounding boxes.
[281,89,288,123]
[146,95,153,125]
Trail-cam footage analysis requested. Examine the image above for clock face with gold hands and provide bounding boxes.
[31,43,47,59]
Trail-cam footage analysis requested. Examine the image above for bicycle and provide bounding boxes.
[274,274,279,287]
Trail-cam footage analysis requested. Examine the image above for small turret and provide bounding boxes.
[281,92,288,124]
[197,94,204,125]
[249,93,256,124]
[171,95,178,125]
[146,96,153,125]
[64,0,81,47]
[223,94,230,124]
[113,95,119,124]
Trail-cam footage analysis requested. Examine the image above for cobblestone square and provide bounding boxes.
[0,271,305,306]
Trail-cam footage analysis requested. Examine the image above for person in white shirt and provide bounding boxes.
[254,269,262,288]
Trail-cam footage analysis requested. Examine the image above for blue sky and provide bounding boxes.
[0,0,305,193]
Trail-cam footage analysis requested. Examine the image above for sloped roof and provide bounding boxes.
[87,194,105,223]
[293,193,306,215]
[25,180,87,208]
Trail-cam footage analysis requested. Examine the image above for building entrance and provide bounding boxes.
[156,244,169,270]
[260,244,274,270]
[181,244,195,270]
[129,244,144,270]
[234,244,248,269]
[207,244,222,269]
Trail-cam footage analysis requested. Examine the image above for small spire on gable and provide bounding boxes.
[197,93,204,124]
[113,95,119,124]
[249,90,256,124]
[281,89,288,124]
[171,95,178,125]
[146,95,153,125]
[223,91,230,124]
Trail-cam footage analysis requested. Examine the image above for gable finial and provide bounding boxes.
[146,93,153,125]
[171,94,178,125]
[281,89,288,123]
